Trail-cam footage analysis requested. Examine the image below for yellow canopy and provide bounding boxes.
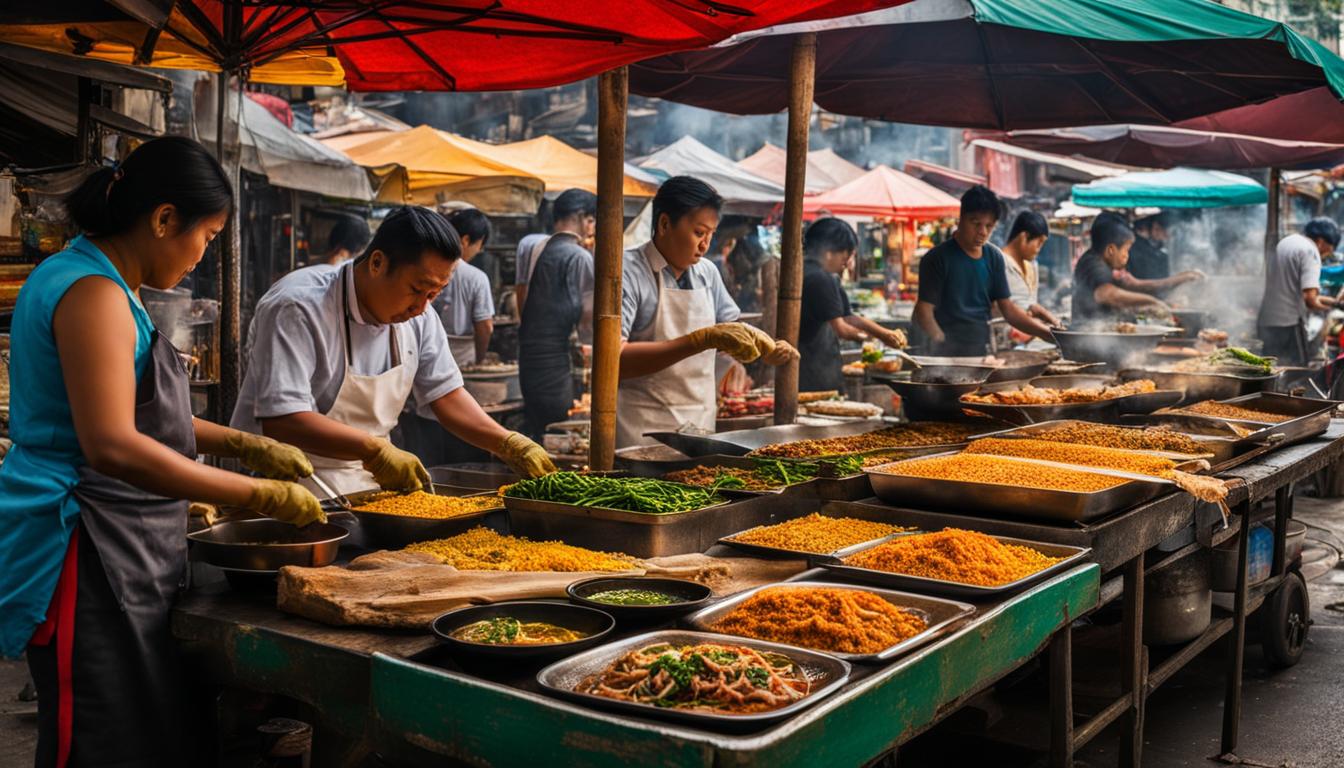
[455,135,659,198]
[337,126,545,215]
[0,13,345,86]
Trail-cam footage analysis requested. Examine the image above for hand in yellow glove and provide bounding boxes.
[685,322,777,363]
[245,480,325,527]
[362,438,431,492]
[496,431,557,479]
[760,339,800,366]
[221,430,313,481]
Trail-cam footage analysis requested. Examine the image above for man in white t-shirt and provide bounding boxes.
[1258,218,1339,366]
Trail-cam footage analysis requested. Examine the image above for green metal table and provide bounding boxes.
[174,566,1098,767]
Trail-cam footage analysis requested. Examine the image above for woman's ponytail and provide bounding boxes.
[65,166,121,235]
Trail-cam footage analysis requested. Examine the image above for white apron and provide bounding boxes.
[615,242,717,448]
[303,265,417,495]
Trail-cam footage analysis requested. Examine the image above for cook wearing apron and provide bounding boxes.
[231,207,556,495]
[518,232,593,440]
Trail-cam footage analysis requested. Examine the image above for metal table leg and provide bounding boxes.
[1049,624,1074,768]
[1120,552,1146,768]
[1272,484,1293,577]
[1221,499,1253,756]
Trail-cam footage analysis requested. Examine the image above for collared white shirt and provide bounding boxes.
[231,264,462,433]
[433,260,495,336]
[620,240,740,339]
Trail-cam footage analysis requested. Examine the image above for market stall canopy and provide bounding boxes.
[1072,168,1267,209]
[195,81,372,201]
[736,143,862,193]
[976,124,1344,171]
[0,0,912,90]
[335,125,543,214]
[1177,87,1344,145]
[810,148,868,187]
[802,164,960,219]
[903,159,987,196]
[453,135,661,198]
[629,0,1344,129]
[637,136,784,216]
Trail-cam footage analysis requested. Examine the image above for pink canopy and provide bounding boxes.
[736,143,868,193]
[802,164,960,220]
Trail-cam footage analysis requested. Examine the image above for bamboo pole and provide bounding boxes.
[215,70,244,422]
[1264,167,1282,261]
[588,67,628,470]
[772,33,817,426]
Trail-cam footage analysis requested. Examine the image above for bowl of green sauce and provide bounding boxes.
[566,576,713,621]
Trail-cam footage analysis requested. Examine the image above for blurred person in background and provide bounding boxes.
[1258,217,1339,366]
[434,208,496,367]
[996,210,1060,327]
[514,189,597,315]
[323,212,371,267]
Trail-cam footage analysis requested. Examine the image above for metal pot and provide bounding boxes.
[1118,368,1279,405]
[1144,548,1212,646]
[1053,328,1170,368]
[187,519,348,572]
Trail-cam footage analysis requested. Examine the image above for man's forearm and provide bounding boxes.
[913,302,944,341]
[473,318,494,363]
[192,417,236,455]
[514,284,528,315]
[619,337,701,380]
[260,411,376,461]
[1001,300,1053,340]
[429,387,511,452]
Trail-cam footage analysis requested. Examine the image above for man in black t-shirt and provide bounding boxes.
[1071,216,1171,324]
[914,186,1054,356]
[798,219,906,391]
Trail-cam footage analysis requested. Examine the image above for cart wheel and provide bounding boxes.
[1261,572,1310,669]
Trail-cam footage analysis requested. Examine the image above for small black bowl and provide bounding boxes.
[431,601,614,662]
[566,577,713,621]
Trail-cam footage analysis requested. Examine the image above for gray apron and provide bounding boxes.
[28,329,195,767]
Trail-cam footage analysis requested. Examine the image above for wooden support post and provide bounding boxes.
[1272,484,1292,576]
[1264,168,1282,260]
[216,70,243,422]
[588,67,628,471]
[1048,624,1074,768]
[1221,499,1253,757]
[1120,552,1145,768]
[772,32,816,426]
[75,77,93,164]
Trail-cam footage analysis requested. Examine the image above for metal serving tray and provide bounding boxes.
[682,581,976,664]
[1117,368,1280,405]
[980,419,1238,464]
[818,535,1093,599]
[646,420,886,457]
[1157,392,1336,445]
[535,629,851,730]
[339,485,507,549]
[503,495,785,559]
[865,452,1168,523]
[716,529,912,563]
[960,375,1183,424]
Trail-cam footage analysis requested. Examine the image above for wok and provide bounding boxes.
[1117,368,1280,405]
[187,519,348,572]
[876,367,991,421]
[1052,327,1172,368]
[908,350,1051,382]
[1168,309,1210,337]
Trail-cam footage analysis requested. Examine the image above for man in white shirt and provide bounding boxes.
[1258,218,1339,366]
[435,208,496,367]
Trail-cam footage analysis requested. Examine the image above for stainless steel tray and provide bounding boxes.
[340,485,507,549]
[817,535,1093,598]
[647,420,887,457]
[1159,391,1336,445]
[960,375,1182,424]
[682,581,976,663]
[865,452,1168,523]
[1118,367,1280,405]
[535,629,851,730]
[980,419,1239,464]
[716,529,912,562]
[503,495,783,558]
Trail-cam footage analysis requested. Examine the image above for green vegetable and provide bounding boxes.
[504,472,722,514]
[861,346,884,364]
[649,652,705,692]
[587,588,679,606]
[474,617,520,643]
[1223,347,1273,373]
[745,666,770,688]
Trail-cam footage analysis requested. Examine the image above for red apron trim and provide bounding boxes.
[29,528,79,768]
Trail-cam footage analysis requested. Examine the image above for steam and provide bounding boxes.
[1163,206,1269,336]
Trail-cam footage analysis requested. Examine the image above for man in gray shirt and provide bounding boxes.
[1258,218,1339,366]
[436,208,496,367]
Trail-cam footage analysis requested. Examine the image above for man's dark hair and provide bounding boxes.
[1304,217,1341,248]
[1134,211,1173,234]
[446,208,492,246]
[360,206,461,269]
[653,175,724,229]
[803,217,859,260]
[1007,211,1049,242]
[959,184,1003,221]
[1091,215,1135,251]
[553,188,597,222]
[327,213,371,256]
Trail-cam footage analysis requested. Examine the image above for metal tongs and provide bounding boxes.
[309,473,356,514]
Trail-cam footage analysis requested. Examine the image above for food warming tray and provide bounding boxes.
[865,452,1170,523]
[1117,368,1280,405]
[1161,391,1336,445]
[615,453,874,501]
[818,535,1092,598]
[683,581,976,663]
[535,629,851,730]
[646,419,886,457]
[716,528,912,563]
[338,485,507,549]
[980,419,1239,464]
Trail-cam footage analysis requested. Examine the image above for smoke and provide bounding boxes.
[1164,206,1268,336]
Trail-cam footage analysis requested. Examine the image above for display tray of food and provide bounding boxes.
[646,419,890,457]
[567,577,714,621]
[959,376,1182,423]
[746,421,990,459]
[718,513,913,561]
[799,399,886,420]
[432,601,615,662]
[1052,323,1175,367]
[1158,392,1337,445]
[683,581,975,664]
[865,452,1170,523]
[817,528,1091,598]
[535,630,852,730]
[1120,347,1280,405]
[978,419,1239,464]
[651,455,874,502]
[404,526,640,572]
[501,473,780,558]
[906,350,1053,383]
[340,485,506,548]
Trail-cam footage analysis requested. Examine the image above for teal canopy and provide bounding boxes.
[1071,168,1267,209]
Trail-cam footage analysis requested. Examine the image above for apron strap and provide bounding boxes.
[341,263,399,369]
[29,529,79,768]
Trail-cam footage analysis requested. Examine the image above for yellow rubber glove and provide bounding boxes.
[221,430,313,481]
[362,438,431,492]
[245,480,325,527]
[684,322,777,363]
[496,431,557,479]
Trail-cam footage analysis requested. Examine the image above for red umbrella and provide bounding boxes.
[1175,86,1344,145]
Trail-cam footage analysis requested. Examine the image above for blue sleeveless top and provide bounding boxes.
[0,236,154,657]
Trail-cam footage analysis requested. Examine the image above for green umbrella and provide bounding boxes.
[1071,168,1268,208]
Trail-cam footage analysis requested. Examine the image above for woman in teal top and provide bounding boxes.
[0,137,324,767]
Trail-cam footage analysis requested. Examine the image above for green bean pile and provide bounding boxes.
[504,472,722,514]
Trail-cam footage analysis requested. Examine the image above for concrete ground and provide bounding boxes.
[3,495,1343,767]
